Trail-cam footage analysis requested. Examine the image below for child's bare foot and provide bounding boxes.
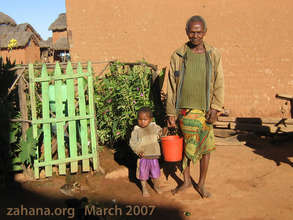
[142,190,150,197]
[141,181,150,197]
[152,178,162,194]
[171,182,191,195]
[197,185,211,198]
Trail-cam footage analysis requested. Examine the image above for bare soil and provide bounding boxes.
[1,136,293,220]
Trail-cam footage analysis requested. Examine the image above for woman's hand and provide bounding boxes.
[167,116,176,128]
[206,109,218,124]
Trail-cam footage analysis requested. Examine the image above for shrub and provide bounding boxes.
[95,61,165,146]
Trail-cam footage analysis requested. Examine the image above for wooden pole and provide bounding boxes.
[17,68,29,139]
[275,94,293,118]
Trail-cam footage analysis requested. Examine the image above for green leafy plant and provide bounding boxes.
[0,57,20,175]
[95,61,163,146]
[9,126,42,171]
[18,126,41,166]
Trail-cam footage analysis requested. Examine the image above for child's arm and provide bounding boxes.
[156,124,163,137]
[129,127,143,155]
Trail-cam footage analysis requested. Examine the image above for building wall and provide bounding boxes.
[65,0,293,117]
[0,48,26,64]
[25,38,41,64]
[0,39,40,64]
[52,30,67,44]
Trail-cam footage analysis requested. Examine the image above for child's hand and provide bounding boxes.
[138,152,144,158]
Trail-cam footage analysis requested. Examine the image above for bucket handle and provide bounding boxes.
[162,127,182,137]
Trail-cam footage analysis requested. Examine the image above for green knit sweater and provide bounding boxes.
[179,48,207,110]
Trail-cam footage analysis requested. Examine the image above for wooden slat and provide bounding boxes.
[218,116,293,125]
[37,154,94,167]
[31,115,94,124]
[34,73,91,82]
[276,94,293,100]
[41,64,52,177]
[54,62,66,175]
[66,62,78,173]
[29,64,40,179]
[77,63,90,172]
[87,62,98,171]
[29,62,100,178]
[17,69,29,140]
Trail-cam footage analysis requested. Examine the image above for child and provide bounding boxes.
[129,107,162,197]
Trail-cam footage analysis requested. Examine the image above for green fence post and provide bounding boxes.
[66,62,78,173]
[29,64,39,179]
[41,64,53,177]
[77,63,90,172]
[54,62,66,175]
[87,62,98,171]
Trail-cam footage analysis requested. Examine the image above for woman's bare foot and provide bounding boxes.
[171,182,192,195]
[197,185,211,198]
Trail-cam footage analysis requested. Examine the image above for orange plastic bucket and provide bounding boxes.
[161,135,183,162]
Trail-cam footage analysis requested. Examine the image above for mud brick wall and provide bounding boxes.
[0,48,26,64]
[52,30,68,44]
[24,39,41,64]
[65,0,293,117]
[0,39,40,64]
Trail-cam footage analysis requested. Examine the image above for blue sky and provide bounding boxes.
[1,0,66,40]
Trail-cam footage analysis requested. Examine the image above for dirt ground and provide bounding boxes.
[1,134,293,220]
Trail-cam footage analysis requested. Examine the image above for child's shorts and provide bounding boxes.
[138,158,160,180]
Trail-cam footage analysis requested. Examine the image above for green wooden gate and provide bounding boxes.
[29,62,99,178]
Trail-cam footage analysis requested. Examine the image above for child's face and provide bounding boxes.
[138,112,152,128]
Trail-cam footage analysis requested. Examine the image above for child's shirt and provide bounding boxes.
[129,122,162,157]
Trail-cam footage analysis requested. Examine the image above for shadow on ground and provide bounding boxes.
[0,179,184,220]
[234,117,293,167]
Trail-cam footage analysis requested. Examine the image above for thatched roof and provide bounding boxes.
[49,13,67,31]
[0,12,16,26]
[17,23,42,41]
[0,14,43,49]
[0,27,34,48]
[0,24,42,49]
[53,37,69,50]
[39,37,52,48]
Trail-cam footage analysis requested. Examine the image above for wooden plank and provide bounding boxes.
[41,64,52,177]
[17,69,29,140]
[87,62,98,171]
[34,73,91,82]
[31,115,93,124]
[10,61,112,71]
[28,64,39,179]
[214,121,230,128]
[275,94,293,100]
[77,63,90,172]
[218,116,237,123]
[218,116,293,125]
[54,62,66,175]
[37,154,95,167]
[66,62,78,173]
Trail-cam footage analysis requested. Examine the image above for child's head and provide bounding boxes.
[137,107,153,128]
